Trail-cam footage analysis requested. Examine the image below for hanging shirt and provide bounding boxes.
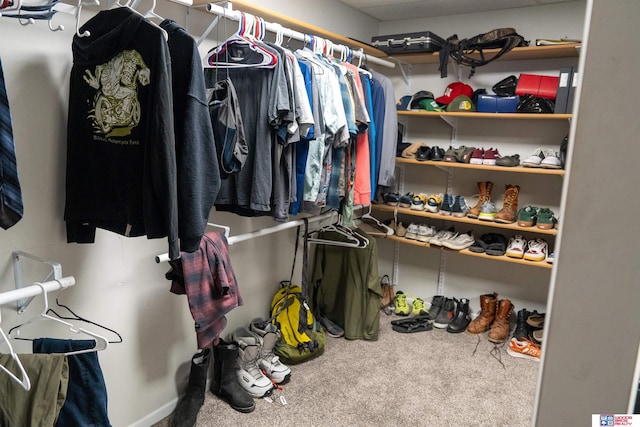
[370,69,398,187]
[65,8,179,259]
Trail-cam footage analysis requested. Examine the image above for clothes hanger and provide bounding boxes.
[7,283,109,356]
[47,295,123,344]
[142,0,162,21]
[75,0,99,37]
[0,311,31,391]
[204,13,277,69]
[108,0,167,41]
[306,218,368,248]
[358,204,394,236]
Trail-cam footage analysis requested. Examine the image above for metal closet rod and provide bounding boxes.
[198,2,396,69]
[154,211,337,263]
[0,277,75,307]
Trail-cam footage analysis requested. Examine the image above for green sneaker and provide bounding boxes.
[394,291,411,316]
[517,205,538,227]
[412,297,428,316]
[536,208,557,230]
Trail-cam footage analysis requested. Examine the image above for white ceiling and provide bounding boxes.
[338,0,578,21]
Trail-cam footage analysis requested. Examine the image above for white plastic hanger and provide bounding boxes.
[0,311,31,391]
[359,204,394,236]
[8,283,108,356]
[108,0,167,41]
[75,0,99,38]
[142,0,162,21]
[307,221,368,248]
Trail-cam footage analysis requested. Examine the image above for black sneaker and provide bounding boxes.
[427,295,445,320]
[317,313,344,338]
[446,298,471,333]
[513,308,532,341]
[416,146,431,161]
[430,146,445,161]
[432,298,456,329]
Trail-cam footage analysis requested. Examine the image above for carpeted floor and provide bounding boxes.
[153,316,539,427]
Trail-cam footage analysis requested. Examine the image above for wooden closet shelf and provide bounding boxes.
[398,111,572,120]
[390,43,581,65]
[395,158,566,176]
[372,205,559,236]
[382,235,553,269]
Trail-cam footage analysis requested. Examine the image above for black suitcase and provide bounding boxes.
[371,31,446,54]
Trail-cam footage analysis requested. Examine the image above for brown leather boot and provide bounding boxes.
[488,299,514,343]
[495,184,520,223]
[466,292,498,334]
[467,181,493,219]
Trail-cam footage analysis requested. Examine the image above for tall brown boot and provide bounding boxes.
[495,185,520,224]
[488,299,514,343]
[467,181,493,219]
[466,292,498,334]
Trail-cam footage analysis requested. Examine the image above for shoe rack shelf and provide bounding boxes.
[398,111,573,120]
[384,235,553,269]
[372,204,558,236]
[389,43,581,65]
[395,157,565,176]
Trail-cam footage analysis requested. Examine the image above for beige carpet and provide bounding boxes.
[153,316,539,427]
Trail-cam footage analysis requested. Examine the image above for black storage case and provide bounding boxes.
[371,31,446,54]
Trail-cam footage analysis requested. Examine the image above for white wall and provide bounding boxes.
[0,1,380,426]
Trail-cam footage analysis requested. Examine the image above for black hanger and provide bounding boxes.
[45,296,123,344]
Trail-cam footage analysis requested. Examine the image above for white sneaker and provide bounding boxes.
[232,327,274,398]
[506,235,527,259]
[524,238,548,262]
[521,148,545,168]
[405,223,419,240]
[540,150,562,169]
[416,224,436,243]
[249,319,291,384]
[441,231,475,250]
[429,229,456,246]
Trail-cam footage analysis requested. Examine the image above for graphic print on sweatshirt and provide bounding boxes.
[83,50,150,138]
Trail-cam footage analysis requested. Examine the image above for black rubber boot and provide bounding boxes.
[210,340,256,413]
[512,308,532,341]
[171,349,210,427]
[446,298,471,333]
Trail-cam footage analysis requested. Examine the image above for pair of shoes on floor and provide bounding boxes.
[390,315,433,333]
[517,206,558,229]
[427,296,471,333]
[506,235,550,262]
[394,291,429,317]
[469,233,508,256]
[521,148,562,169]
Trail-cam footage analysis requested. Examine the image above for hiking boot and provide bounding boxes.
[446,298,471,333]
[432,298,456,329]
[451,195,469,218]
[507,338,541,362]
[249,319,292,384]
[495,184,519,224]
[516,205,538,227]
[439,194,454,216]
[512,308,533,342]
[466,292,498,335]
[394,291,411,316]
[467,181,493,219]
[488,299,514,343]
[425,193,443,213]
[412,297,428,316]
[230,328,274,398]
[427,295,445,320]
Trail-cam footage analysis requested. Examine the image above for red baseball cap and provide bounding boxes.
[436,82,474,105]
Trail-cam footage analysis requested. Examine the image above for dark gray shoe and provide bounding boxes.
[446,298,471,333]
[496,154,520,167]
[432,298,456,329]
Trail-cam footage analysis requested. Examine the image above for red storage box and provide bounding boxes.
[515,74,559,99]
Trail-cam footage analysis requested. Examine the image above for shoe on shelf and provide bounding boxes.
[396,222,407,238]
[439,193,454,216]
[536,208,557,229]
[441,231,475,250]
[482,147,500,165]
[405,223,420,240]
[410,193,428,211]
[521,148,545,168]
[523,238,549,262]
[540,150,562,169]
[401,141,427,159]
[443,146,457,163]
[496,154,520,167]
[398,192,414,208]
[494,184,520,224]
[477,201,499,221]
[417,224,437,243]
[469,147,484,165]
[415,145,432,161]
[546,252,555,264]
[467,181,493,219]
[425,193,443,213]
[507,338,541,362]
[451,195,469,218]
[456,146,476,163]
[429,228,456,246]
[430,146,445,161]
[517,205,538,227]
[506,235,527,259]
[532,328,544,344]
[394,291,411,316]
[412,297,428,316]
[484,233,509,256]
[384,192,400,206]
[432,298,456,329]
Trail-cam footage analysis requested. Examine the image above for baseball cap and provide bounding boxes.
[446,95,476,112]
[410,90,435,109]
[418,98,444,112]
[436,82,474,105]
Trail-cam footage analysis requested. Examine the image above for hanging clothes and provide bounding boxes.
[160,19,221,253]
[369,69,398,188]
[64,8,179,259]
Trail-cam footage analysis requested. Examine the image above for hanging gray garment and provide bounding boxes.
[370,69,398,187]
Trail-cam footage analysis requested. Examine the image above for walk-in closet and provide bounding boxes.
[0,0,638,426]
